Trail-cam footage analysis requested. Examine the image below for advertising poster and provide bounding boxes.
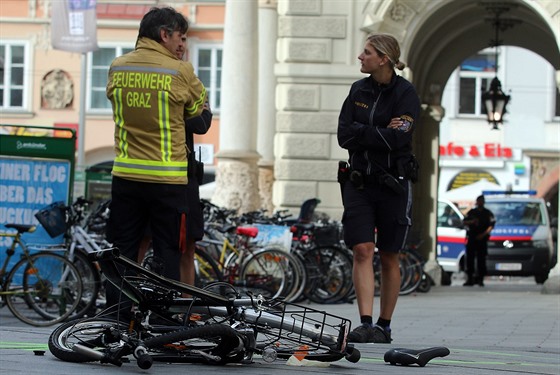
[0,157,71,266]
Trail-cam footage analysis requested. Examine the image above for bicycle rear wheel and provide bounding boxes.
[372,249,424,296]
[68,248,102,319]
[260,246,307,303]
[239,248,301,300]
[5,252,83,326]
[302,245,353,304]
[194,244,224,288]
[398,249,424,295]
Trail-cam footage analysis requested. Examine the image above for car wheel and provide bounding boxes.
[441,271,452,286]
[535,273,549,284]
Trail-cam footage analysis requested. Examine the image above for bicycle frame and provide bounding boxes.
[198,232,241,273]
[0,229,23,279]
[0,225,43,281]
[90,247,231,307]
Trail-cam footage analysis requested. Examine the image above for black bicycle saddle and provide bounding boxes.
[384,346,450,367]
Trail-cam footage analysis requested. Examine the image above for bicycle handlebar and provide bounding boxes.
[73,344,123,367]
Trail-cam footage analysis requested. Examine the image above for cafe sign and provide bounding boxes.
[440,142,515,159]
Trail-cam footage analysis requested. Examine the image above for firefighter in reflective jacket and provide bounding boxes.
[105,7,207,314]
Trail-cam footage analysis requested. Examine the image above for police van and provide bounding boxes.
[436,198,467,283]
[436,191,556,284]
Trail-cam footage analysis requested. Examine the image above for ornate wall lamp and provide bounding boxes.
[480,2,521,129]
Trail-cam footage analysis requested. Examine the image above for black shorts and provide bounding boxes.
[186,180,204,242]
[341,177,412,251]
[140,182,204,243]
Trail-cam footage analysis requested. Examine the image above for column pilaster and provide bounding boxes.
[213,0,260,212]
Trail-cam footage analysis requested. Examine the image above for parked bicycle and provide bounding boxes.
[34,198,108,318]
[288,220,355,304]
[192,223,305,302]
[373,240,427,297]
[199,199,353,304]
[48,247,361,368]
[0,224,83,326]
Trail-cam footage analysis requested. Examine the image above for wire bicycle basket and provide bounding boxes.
[34,201,68,238]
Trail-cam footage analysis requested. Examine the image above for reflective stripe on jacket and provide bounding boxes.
[107,37,207,184]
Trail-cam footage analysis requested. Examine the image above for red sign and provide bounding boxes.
[54,123,79,149]
[440,142,513,158]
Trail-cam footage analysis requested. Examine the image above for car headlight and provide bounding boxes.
[533,240,550,249]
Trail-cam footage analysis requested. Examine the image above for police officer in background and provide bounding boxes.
[337,32,420,343]
[463,195,496,287]
[105,6,207,313]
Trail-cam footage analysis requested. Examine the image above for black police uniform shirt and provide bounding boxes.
[337,73,420,176]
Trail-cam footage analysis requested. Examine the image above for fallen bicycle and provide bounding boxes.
[48,247,360,369]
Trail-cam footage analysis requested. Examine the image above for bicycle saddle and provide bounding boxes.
[236,226,258,238]
[384,346,450,367]
[4,223,36,233]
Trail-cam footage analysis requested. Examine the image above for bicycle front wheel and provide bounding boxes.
[5,252,83,326]
[49,318,131,363]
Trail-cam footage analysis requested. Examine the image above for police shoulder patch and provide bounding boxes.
[397,115,413,132]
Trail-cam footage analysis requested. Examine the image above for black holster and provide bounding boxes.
[397,154,419,183]
[337,161,350,185]
[188,153,204,185]
[337,161,350,196]
[378,172,405,195]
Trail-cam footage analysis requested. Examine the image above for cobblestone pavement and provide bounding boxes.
[1,276,559,375]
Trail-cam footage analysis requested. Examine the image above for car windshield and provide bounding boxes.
[485,201,544,226]
[437,202,462,227]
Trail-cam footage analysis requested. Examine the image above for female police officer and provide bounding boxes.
[337,33,420,343]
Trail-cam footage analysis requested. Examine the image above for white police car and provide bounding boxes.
[436,192,556,284]
[483,191,555,284]
[436,198,466,282]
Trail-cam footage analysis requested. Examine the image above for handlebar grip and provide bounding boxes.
[73,344,122,367]
[136,353,153,369]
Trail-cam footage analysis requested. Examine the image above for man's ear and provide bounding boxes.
[160,28,169,42]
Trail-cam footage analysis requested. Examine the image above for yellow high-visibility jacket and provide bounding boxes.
[106,37,207,184]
